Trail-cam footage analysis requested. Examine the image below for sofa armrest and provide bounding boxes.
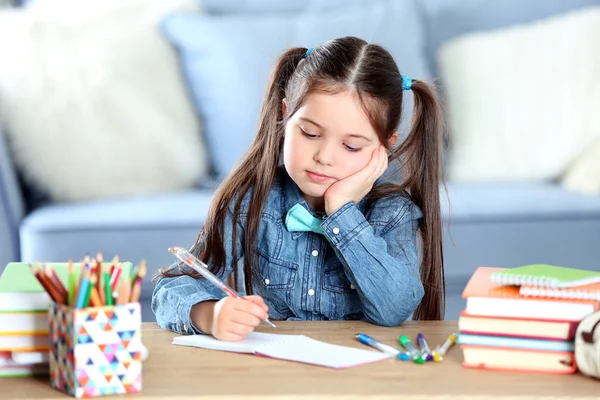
[0,126,25,268]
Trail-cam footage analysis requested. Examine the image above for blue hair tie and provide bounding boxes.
[303,47,314,59]
[401,74,412,91]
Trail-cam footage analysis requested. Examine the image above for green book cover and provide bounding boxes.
[0,262,133,312]
[490,264,600,288]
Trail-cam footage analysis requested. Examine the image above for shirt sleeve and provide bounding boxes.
[151,208,244,335]
[320,199,425,326]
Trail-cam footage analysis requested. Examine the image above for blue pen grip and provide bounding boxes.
[357,333,373,346]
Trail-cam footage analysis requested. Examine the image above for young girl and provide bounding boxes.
[152,36,445,341]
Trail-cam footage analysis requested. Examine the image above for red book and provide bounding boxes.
[462,267,598,321]
[461,345,577,374]
[459,311,579,340]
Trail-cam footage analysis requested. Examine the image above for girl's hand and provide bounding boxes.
[324,145,388,216]
[211,295,269,341]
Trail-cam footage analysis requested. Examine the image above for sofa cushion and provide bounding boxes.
[438,7,600,183]
[0,0,209,203]
[19,190,214,302]
[421,0,600,75]
[162,0,429,178]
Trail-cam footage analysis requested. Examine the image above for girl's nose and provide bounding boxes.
[313,143,334,166]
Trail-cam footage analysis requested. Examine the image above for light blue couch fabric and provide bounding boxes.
[19,190,214,316]
[0,128,25,269]
[163,0,429,178]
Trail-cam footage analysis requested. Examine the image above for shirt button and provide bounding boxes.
[308,289,315,296]
[350,284,355,290]
[311,250,319,257]
[332,227,340,234]
[265,278,270,285]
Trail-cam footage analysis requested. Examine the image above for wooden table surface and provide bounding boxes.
[3,321,599,399]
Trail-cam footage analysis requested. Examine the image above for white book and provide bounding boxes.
[172,332,390,368]
[0,312,48,334]
[0,334,49,352]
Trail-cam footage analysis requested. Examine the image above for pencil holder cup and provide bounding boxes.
[48,301,143,398]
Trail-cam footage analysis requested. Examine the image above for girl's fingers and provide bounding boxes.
[226,321,255,337]
[221,332,246,342]
[233,298,269,320]
[369,147,386,181]
[231,311,262,328]
[378,149,389,177]
[244,295,269,313]
[363,148,381,181]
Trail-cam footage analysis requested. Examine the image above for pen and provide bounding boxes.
[416,333,433,361]
[356,333,410,360]
[168,246,276,328]
[432,333,458,362]
[399,335,425,364]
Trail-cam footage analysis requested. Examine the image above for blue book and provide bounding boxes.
[457,333,574,352]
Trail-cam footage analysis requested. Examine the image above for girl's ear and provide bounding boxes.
[388,131,399,147]
[282,98,288,117]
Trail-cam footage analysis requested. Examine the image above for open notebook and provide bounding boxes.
[172,332,390,368]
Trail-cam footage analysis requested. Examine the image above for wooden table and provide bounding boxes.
[3,321,599,399]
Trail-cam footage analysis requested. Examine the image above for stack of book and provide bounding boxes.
[0,254,135,377]
[458,265,600,374]
[0,263,52,377]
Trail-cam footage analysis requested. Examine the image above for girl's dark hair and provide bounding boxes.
[158,36,445,320]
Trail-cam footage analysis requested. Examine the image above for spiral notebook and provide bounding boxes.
[520,283,600,301]
[489,264,600,288]
[172,332,390,368]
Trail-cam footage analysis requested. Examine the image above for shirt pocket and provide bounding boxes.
[254,248,298,290]
[322,263,361,319]
[322,263,354,294]
[252,249,298,319]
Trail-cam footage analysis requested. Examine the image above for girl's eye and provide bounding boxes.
[301,129,318,138]
[344,144,361,152]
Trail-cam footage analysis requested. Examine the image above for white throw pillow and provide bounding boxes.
[561,137,600,195]
[0,0,208,202]
[439,7,600,182]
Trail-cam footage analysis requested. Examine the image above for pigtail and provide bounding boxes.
[397,79,445,320]
[157,47,307,296]
[233,47,308,293]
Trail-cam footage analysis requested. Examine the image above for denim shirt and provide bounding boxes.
[152,167,425,334]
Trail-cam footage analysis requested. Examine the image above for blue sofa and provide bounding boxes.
[2,0,600,322]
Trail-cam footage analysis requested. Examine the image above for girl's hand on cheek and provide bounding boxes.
[323,145,388,216]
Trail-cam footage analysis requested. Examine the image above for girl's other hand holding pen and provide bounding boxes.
[191,295,269,341]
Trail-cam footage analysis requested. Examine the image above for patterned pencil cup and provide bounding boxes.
[49,302,143,398]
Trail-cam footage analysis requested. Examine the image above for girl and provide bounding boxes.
[152,36,445,341]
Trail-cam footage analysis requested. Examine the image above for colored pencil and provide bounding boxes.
[30,264,60,303]
[129,261,146,303]
[117,278,131,305]
[68,259,75,306]
[88,274,102,307]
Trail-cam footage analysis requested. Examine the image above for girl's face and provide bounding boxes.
[283,90,384,211]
